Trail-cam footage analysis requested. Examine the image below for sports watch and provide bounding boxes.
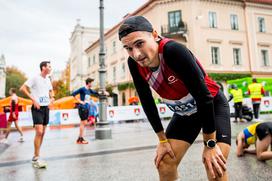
[203,139,217,148]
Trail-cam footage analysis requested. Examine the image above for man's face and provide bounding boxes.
[42,63,52,75]
[121,31,159,68]
[86,82,92,89]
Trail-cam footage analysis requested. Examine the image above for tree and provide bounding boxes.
[62,61,70,93]
[52,80,70,99]
[5,66,27,98]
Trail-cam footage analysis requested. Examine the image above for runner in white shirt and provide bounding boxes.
[20,61,54,169]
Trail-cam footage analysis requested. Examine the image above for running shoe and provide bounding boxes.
[18,136,24,142]
[0,138,8,144]
[76,137,89,144]
[80,138,89,144]
[32,157,47,169]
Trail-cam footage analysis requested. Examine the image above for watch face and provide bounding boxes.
[207,140,216,148]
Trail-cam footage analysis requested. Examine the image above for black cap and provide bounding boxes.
[118,16,153,40]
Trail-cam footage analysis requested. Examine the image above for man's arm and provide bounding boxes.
[164,41,216,141]
[49,90,55,103]
[236,132,245,157]
[244,148,256,154]
[228,94,233,102]
[128,58,164,137]
[72,88,84,104]
[261,87,265,96]
[20,84,35,102]
[20,84,40,109]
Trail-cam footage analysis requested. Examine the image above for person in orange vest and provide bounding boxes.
[229,84,244,123]
[248,78,265,121]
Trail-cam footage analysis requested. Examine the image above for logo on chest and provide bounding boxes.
[167,75,178,85]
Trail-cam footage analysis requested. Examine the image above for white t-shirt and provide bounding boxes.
[24,75,53,106]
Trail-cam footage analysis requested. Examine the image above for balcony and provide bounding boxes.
[161,21,187,40]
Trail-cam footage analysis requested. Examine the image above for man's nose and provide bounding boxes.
[132,48,141,59]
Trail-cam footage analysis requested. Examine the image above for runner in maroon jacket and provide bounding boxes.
[119,16,231,181]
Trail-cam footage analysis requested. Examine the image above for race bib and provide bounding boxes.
[39,96,50,104]
[163,94,197,116]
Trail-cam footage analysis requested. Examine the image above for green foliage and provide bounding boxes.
[52,80,70,99]
[117,82,135,91]
[106,84,114,96]
[208,73,251,81]
[5,66,27,98]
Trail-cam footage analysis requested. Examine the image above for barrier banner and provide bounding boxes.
[5,98,272,128]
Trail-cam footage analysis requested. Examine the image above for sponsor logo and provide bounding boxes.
[168,75,178,84]
[264,100,270,107]
[159,107,166,114]
[109,110,114,118]
[62,113,69,121]
[134,108,140,116]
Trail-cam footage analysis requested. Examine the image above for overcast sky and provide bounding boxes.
[0,0,147,78]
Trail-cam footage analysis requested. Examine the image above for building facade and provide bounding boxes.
[0,54,6,98]
[69,19,100,92]
[84,0,272,105]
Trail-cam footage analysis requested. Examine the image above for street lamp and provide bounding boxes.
[95,0,112,139]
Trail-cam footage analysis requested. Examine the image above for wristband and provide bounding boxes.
[159,139,168,143]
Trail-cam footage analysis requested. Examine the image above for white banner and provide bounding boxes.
[229,97,272,113]
[5,98,272,128]
[107,104,173,122]
[5,104,173,127]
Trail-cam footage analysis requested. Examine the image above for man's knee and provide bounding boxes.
[36,130,43,137]
[257,153,266,161]
[158,155,178,176]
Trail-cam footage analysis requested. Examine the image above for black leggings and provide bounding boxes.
[166,90,231,145]
[253,103,260,119]
[234,102,242,119]
[256,122,272,140]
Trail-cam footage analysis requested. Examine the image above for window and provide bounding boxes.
[230,14,238,30]
[121,63,125,78]
[168,10,182,31]
[112,41,116,54]
[88,57,91,67]
[112,66,116,83]
[211,47,220,64]
[261,50,269,66]
[258,17,265,32]
[122,92,126,105]
[209,12,217,28]
[93,55,96,65]
[233,48,241,65]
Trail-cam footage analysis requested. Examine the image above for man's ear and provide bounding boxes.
[152,30,159,39]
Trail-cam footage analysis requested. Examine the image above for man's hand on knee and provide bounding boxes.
[154,141,176,168]
[202,144,227,179]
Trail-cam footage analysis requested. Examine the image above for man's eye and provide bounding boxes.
[136,42,143,48]
[125,47,132,51]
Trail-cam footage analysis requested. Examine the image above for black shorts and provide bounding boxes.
[256,122,272,140]
[165,90,231,145]
[78,106,89,121]
[31,106,49,126]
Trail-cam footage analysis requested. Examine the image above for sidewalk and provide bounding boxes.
[0,120,272,181]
